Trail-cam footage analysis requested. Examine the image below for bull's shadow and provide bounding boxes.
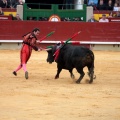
[46,43,95,84]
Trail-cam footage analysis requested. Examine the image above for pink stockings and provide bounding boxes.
[14,64,27,73]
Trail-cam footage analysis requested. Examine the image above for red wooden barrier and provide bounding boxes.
[0,15,12,20]
[0,21,120,42]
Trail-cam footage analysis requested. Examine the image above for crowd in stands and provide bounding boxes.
[0,0,120,21]
[0,0,24,20]
[0,0,24,8]
[88,11,120,22]
[87,0,120,11]
[0,0,119,11]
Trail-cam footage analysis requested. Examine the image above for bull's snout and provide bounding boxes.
[46,59,52,64]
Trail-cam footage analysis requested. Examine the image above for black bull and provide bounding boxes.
[46,44,95,84]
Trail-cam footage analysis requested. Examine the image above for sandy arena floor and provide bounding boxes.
[0,50,120,120]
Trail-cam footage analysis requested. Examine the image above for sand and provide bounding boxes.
[0,50,120,120]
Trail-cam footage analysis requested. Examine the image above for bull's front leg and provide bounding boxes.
[55,67,62,79]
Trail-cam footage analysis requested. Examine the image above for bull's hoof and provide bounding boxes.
[76,81,80,84]
[93,75,96,79]
[55,76,59,79]
[89,81,93,84]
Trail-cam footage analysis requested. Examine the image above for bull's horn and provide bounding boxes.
[44,48,52,51]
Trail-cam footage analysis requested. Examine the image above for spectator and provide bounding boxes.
[7,0,17,8]
[0,7,4,15]
[106,0,113,10]
[9,14,14,20]
[0,0,8,8]
[16,0,24,6]
[99,14,109,22]
[114,11,120,17]
[88,0,98,7]
[115,0,120,6]
[113,2,120,11]
[108,11,114,18]
[88,15,98,22]
[13,13,22,20]
[73,17,82,21]
[97,0,106,10]
[28,16,33,20]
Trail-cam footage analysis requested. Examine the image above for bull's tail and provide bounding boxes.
[86,49,95,69]
[91,51,96,79]
[87,50,96,83]
[91,50,94,69]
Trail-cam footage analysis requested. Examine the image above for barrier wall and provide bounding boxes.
[0,21,120,42]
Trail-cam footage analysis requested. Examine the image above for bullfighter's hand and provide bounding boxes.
[38,48,42,52]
